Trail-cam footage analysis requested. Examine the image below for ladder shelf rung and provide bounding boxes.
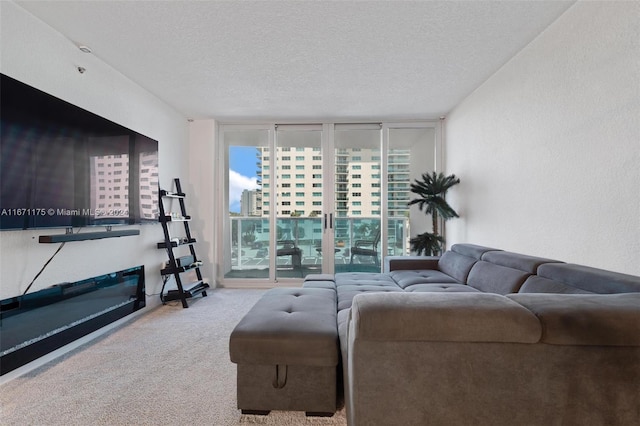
[159,215,191,223]
[156,238,196,249]
[160,189,186,198]
[163,281,210,301]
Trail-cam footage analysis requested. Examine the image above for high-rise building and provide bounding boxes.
[89,151,159,220]
[90,154,130,218]
[139,151,159,219]
[255,147,410,218]
[241,189,260,216]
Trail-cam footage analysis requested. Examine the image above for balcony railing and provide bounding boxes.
[227,216,410,275]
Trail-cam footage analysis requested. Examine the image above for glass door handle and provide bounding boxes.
[324,213,333,229]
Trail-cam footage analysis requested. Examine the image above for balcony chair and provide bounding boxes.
[349,229,380,266]
[276,240,303,275]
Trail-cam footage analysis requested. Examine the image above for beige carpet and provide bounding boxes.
[0,289,347,426]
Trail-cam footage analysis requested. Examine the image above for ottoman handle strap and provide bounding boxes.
[272,364,288,389]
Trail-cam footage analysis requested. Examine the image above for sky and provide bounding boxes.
[229,146,259,213]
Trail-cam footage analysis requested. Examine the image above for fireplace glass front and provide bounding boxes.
[0,265,146,375]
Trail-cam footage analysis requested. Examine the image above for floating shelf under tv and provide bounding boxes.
[39,229,140,243]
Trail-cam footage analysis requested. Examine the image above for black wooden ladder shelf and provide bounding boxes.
[157,178,209,308]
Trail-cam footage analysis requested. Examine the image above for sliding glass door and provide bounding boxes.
[334,125,382,272]
[223,127,272,280]
[218,121,439,285]
[386,125,438,261]
[221,125,326,281]
[273,125,324,279]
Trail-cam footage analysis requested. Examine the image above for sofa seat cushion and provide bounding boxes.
[466,261,531,294]
[304,273,335,282]
[404,283,481,293]
[302,274,336,289]
[389,269,459,289]
[337,285,403,311]
[335,272,398,287]
[302,280,336,290]
[537,263,640,294]
[509,293,640,346]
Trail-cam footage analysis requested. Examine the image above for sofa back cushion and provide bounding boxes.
[481,250,562,274]
[438,251,478,283]
[519,276,595,294]
[350,292,541,343]
[537,263,640,294]
[466,261,530,294]
[508,293,640,346]
[451,243,500,259]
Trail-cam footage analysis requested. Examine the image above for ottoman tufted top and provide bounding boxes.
[230,288,339,367]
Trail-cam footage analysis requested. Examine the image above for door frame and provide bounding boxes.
[216,120,442,288]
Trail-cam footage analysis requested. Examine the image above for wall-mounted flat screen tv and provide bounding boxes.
[0,73,159,230]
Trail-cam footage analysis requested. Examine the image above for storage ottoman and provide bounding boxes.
[229,287,339,416]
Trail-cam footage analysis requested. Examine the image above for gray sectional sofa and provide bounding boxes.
[231,243,640,425]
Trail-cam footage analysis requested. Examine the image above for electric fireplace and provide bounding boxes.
[0,266,146,375]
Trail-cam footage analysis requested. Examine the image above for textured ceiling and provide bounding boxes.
[15,1,574,121]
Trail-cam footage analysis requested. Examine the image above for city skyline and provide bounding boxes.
[230,145,411,220]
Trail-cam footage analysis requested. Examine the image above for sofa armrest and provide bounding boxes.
[348,292,541,343]
[384,255,440,273]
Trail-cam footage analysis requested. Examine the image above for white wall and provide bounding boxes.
[445,1,640,275]
[186,120,217,287]
[0,3,189,302]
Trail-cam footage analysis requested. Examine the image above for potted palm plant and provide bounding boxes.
[408,172,460,256]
